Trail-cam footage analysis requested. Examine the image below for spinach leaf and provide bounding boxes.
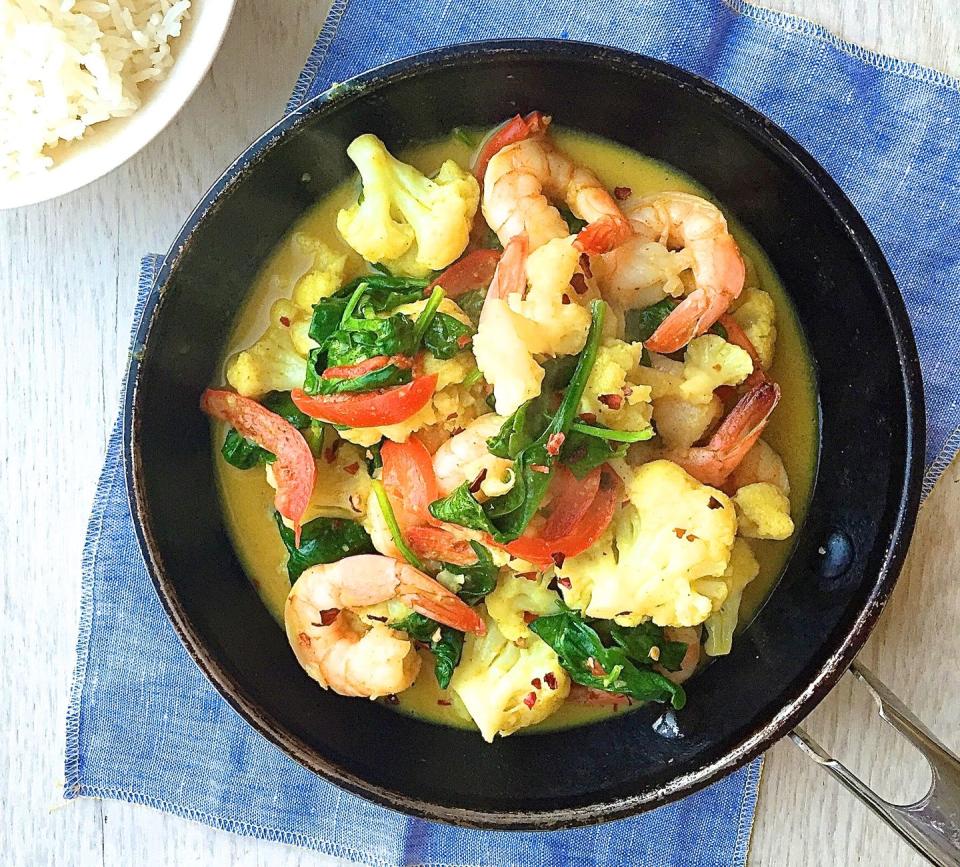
[335,274,430,311]
[428,482,499,536]
[456,289,486,325]
[608,623,689,672]
[443,542,498,604]
[558,428,627,478]
[221,429,274,469]
[274,512,375,582]
[260,390,312,429]
[558,207,588,234]
[530,610,686,709]
[309,360,412,396]
[624,299,676,343]
[624,297,726,343]
[390,612,464,690]
[430,301,607,542]
[569,421,654,443]
[308,296,350,344]
[422,312,473,359]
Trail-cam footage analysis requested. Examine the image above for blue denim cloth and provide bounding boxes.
[65,1,960,864]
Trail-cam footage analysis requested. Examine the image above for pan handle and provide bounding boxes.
[790,661,960,867]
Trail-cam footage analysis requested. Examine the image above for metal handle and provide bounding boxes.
[791,661,960,866]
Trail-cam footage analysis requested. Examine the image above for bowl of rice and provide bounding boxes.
[1,0,236,209]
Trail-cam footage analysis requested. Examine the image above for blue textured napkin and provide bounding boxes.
[66,0,960,864]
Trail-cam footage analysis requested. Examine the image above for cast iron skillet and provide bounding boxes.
[125,42,926,831]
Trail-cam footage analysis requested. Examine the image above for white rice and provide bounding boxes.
[0,0,191,181]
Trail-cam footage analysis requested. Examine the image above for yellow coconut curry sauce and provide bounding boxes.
[213,129,818,733]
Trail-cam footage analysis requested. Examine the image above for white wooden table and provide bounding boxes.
[2,1,958,864]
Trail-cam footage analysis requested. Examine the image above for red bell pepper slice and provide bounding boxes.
[321,354,412,380]
[426,249,502,298]
[290,374,438,428]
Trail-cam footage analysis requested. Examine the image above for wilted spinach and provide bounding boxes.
[274,512,375,582]
[390,611,464,690]
[422,312,474,359]
[221,429,274,469]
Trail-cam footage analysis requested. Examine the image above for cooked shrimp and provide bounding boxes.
[483,137,631,253]
[728,438,790,496]
[608,192,745,353]
[666,381,780,487]
[432,413,514,498]
[285,554,485,698]
[659,626,701,685]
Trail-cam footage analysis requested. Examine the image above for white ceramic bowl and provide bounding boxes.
[1,1,236,210]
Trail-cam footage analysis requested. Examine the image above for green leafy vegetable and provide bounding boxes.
[221,429,274,469]
[335,273,430,310]
[443,542,498,604]
[430,301,607,542]
[569,421,654,443]
[412,286,445,344]
[530,610,686,709]
[370,479,424,570]
[390,612,464,690]
[456,289,486,325]
[624,299,676,343]
[275,512,375,582]
[558,207,587,234]
[558,429,627,478]
[260,390,313,429]
[422,312,474,359]
[607,623,689,672]
[625,297,726,344]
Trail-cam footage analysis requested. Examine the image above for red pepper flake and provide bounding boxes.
[385,694,400,705]
[523,611,537,624]
[343,462,360,476]
[579,253,593,278]
[613,186,632,201]
[279,315,291,327]
[686,533,698,542]
[579,412,597,425]
[518,571,539,582]
[598,393,623,410]
[531,464,550,474]
[297,632,311,648]
[318,608,340,626]
[708,496,723,510]
[555,569,570,583]
[623,385,633,397]
[531,677,542,689]
[570,273,589,295]
[587,657,606,677]
[457,334,472,348]
[523,691,537,709]
[561,293,571,305]
[324,439,343,464]
[545,432,565,456]
[437,699,452,707]
[544,671,558,690]
[673,527,687,539]
[451,424,465,436]
[469,468,488,494]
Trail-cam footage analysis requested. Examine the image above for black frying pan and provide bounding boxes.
[124,39,939,845]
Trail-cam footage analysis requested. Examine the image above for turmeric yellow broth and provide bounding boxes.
[212,129,818,733]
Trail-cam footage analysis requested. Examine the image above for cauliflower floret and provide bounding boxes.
[704,538,760,656]
[290,234,348,309]
[679,335,753,404]
[225,300,307,398]
[731,288,777,369]
[559,459,737,627]
[733,482,794,540]
[474,236,593,415]
[336,134,479,277]
[451,615,570,742]
[485,572,562,642]
[652,394,723,450]
[269,438,369,526]
[579,339,653,433]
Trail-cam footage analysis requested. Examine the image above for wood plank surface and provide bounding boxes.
[0,1,956,864]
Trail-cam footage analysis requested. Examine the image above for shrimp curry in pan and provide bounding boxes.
[204,116,818,741]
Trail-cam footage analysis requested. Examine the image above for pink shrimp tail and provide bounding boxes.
[645,287,739,354]
[484,234,528,303]
[674,381,781,486]
[574,215,633,255]
[397,566,487,635]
